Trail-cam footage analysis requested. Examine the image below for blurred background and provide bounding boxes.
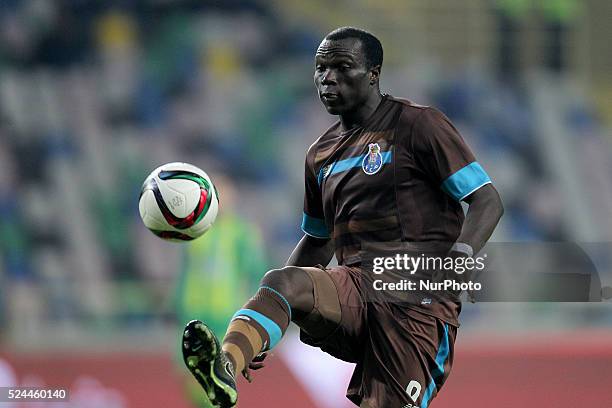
[1,0,611,407]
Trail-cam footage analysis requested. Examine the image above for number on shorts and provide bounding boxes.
[405,380,421,403]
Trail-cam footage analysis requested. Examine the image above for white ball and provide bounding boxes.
[138,162,219,241]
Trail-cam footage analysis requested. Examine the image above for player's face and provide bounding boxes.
[314,38,373,115]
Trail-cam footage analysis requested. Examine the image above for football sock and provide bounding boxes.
[222,286,291,375]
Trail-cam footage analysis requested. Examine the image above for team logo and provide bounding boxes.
[362,143,383,175]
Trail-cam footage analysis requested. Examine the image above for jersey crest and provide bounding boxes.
[362,143,383,175]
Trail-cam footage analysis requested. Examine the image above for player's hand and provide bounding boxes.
[446,250,477,303]
[242,352,268,382]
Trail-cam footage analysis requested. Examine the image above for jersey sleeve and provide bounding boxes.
[301,147,330,239]
[413,108,491,202]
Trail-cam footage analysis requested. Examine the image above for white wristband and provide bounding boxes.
[451,242,473,257]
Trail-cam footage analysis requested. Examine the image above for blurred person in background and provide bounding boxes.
[181,27,503,408]
[175,172,267,407]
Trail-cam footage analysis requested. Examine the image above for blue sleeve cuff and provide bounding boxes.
[301,213,330,239]
[441,162,492,202]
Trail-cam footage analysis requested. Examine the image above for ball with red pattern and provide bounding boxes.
[139,162,219,241]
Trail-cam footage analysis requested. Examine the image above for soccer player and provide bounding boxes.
[182,27,504,408]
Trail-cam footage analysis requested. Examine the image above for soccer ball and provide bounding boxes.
[139,162,219,241]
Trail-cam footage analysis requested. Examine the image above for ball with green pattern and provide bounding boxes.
[139,162,219,241]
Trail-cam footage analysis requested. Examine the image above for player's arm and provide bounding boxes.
[412,107,503,257]
[290,144,335,267]
[286,235,334,267]
[453,183,503,256]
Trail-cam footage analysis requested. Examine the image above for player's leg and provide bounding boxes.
[182,265,329,406]
[356,305,457,408]
[297,266,365,363]
[291,267,342,340]
[221,265,319,376]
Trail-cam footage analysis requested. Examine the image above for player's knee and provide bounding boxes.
[260,266,314,312]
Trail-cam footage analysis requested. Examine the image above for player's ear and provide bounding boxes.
[369,65,381,85]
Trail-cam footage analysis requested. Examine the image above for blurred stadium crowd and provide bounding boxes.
[0,0,611,349]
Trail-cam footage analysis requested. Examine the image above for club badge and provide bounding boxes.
[362,143,383,175]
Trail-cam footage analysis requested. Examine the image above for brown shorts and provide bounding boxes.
[300,265,457,408]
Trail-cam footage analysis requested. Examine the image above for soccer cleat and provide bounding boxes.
[182,320,238,407]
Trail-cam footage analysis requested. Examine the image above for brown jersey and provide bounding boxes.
[301,94,492,325]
